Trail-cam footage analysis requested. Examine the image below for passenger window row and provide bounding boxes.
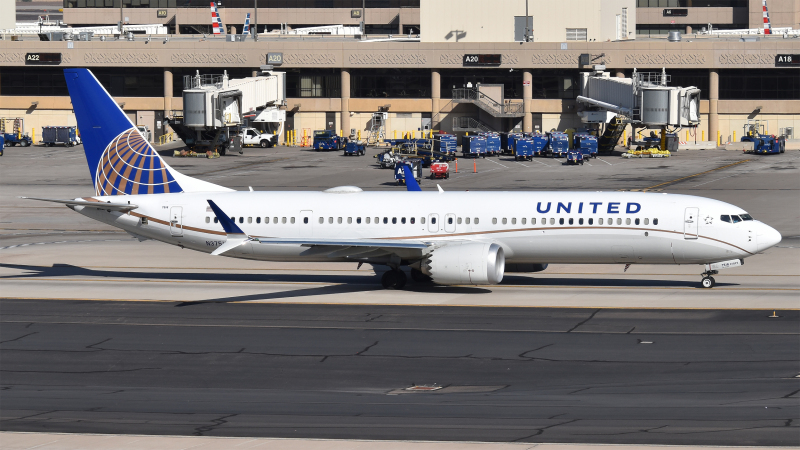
[203,215,659,227]
[491,217,660,226]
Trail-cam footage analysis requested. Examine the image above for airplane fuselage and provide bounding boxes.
[74,190,774,266]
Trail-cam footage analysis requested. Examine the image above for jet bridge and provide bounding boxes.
[577,68,701,151]
[169,68,286,154]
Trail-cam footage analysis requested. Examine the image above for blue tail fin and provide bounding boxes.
[65,68,185,196]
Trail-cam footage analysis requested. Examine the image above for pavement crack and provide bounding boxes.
[193,413,237,436]
[356,341,379,355]
[626,327,636,334]
[513,419,579,442]
[782,389,799,398]
[519,343,554,359]
[0,331,38,345]
[567,309,600,333]
[86,338,112,350]
[365,314,383,322]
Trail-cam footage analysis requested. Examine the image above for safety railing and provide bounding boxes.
[158,132,174,145]
[452,116,494,133]
[451,88,524,117]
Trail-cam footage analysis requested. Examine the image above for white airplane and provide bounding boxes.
[25,69,782,290]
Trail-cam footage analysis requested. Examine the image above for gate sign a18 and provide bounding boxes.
[775,54,800,67]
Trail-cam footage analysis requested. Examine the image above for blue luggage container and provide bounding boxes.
[42,126,79,147]
[462,135,487,158]
[574,134,598,158]
[531,133,548,157]
[547,132,569,157]
[482,133,501,156]
[435,134,458,155]
[514,138,534,161]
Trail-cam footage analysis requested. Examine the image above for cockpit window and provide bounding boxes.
[720,215,730,223]
[731,215,742,223]
[740,214,753,221]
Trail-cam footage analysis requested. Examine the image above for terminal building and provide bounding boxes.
[1,0,798,144]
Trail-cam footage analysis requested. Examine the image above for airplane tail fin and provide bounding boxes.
[211,2,225,35]
[63,68,232,196]
[243,13,250,35]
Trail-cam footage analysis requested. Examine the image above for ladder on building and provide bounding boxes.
[366,112,387,144]
[598,116,625,153]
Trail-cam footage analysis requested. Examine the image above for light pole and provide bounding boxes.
[253,0,258,41]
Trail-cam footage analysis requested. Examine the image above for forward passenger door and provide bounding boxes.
[428,214,439,233]
[684,207,698,239]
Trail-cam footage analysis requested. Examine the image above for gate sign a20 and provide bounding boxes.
[775,54,800,67]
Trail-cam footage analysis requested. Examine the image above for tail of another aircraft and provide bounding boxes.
[762,0,772,34]
[63,68,231,196]
[211,2,225,35]
[243,13,251,35]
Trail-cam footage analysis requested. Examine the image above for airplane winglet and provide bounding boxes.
[401,164,422,192]
[206,200,246,235]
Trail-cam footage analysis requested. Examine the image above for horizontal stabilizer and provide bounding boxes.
[21,197,138,212]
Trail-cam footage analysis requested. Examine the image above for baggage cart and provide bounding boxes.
[42,126,79,147]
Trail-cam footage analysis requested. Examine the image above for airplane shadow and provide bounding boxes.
[0,263,733,290]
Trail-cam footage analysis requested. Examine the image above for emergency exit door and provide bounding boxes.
[170,206,183,236]
[684,207,698,239]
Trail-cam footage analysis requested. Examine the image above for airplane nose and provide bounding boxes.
[757,224,782,252]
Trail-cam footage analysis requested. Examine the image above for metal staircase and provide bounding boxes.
[452,116,494,133]
[452,88,525,118]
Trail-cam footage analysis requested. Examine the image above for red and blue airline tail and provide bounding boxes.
[211,2,225,35]
[243,13,251,35]
[63,69,230,196]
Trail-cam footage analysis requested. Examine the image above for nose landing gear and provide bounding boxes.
[700,269,718,288]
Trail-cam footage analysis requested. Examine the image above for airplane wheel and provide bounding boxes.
[381,269,406,289]
[701,276,715,288]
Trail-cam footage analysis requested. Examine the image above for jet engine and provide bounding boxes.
[415,242,505,285]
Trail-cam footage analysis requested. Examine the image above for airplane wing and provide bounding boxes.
[21,197,138,212]
[207,199,430,258]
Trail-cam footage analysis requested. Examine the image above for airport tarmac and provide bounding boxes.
[1,143,798,447]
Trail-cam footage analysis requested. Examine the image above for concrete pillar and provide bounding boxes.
[615,70,625,78]
[252,70,258,78]
[431,69,441,130]
[709,69,719,144]
[341,68,351,136]
[163,68,173,114]
[685,25,692,34]
[523,71,533,132]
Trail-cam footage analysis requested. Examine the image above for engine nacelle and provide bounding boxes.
[505,263,548,273]
[417,242,505,285]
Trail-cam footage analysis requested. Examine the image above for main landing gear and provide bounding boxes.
[381,269,407,289]
[700,269,718,288]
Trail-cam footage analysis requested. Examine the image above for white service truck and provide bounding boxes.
[239,127,278,148]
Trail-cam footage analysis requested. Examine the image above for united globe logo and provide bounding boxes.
[94,128,182,196]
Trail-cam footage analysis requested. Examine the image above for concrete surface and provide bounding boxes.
[2,432,796,450]
[1,143,799,448]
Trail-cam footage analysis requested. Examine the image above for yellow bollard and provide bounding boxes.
[686,130,689,141]
[465,131,469,136]
[340,129,343,137]
[32,128,35,144]
[358,129,361,140]
[733,131,736,142]
[623,129,626,145]
[394,130,397,139]
[717,130,721,146]
[702,130,705,141]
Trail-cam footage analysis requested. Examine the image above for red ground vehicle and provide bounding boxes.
[429,161,450,179]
